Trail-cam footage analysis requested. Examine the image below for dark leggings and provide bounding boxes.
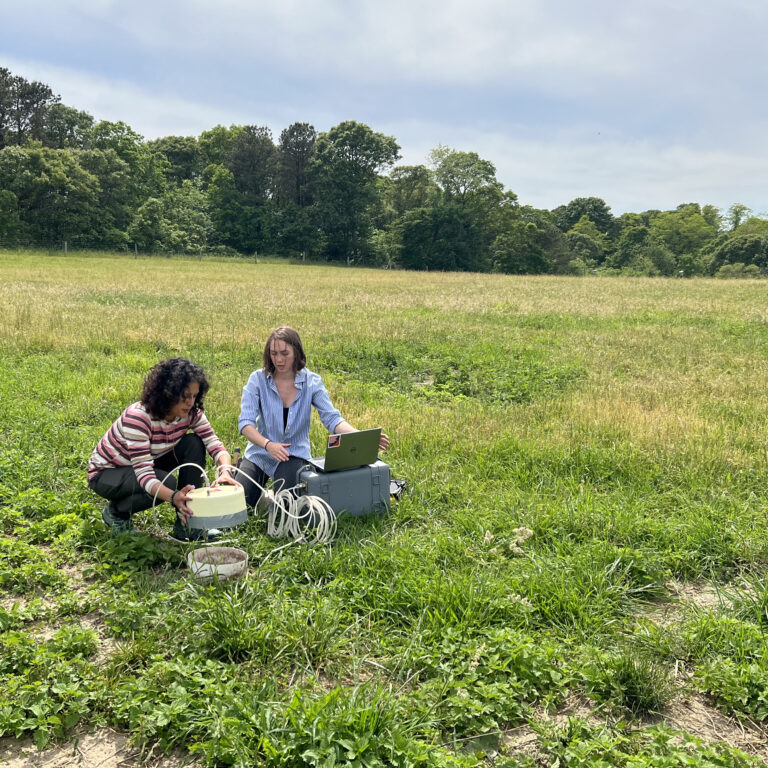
[88,433,207,519]
[238,456,308,508]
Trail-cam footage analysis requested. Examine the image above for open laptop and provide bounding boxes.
[308,428,381,472]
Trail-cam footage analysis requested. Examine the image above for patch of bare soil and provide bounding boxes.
[500,693,768,764]
[0,596,53,613]
[501,695,600,761]
[639,580,726,627]
[667,693,768,762]
[0,729,202,768]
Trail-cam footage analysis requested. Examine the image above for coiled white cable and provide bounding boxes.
[144,460,337,546]
[225,464,337,545]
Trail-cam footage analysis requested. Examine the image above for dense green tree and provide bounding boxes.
[734,215,768,237]
[565,214,609,267]
[569,214,608,247]
[429,146,501,202]
[311,120,399,261]
[276,122,316,207]
[566,231,602,268]
[148,135,203,185]
[530,212,572,273]
[608,225,650,268]
[400,201,486,272]
[42,103,94,149]
[606,225,676,274]
[0,68,12,148]
[0,70,59,148]
[0,143,100,245]
[162,181,213,253]
[649,204,718,257]
[87,120,166,202]
[128,197,166,252]
[707,233,768,274]
[225,125,275,201]
[272,204,317,258]
[79,148,132,247]
[491,220,547,273]
[204,164,245,250]
[385,165,439,218]
[198,124,243,167]
[218,125,276,253]
[0,188,22,243]
[554,197,614,236]
[700,204,721,230]
[725,203,752,231]
[272,123,317,257]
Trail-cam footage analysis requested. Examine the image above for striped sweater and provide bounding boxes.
[87,402,226,495]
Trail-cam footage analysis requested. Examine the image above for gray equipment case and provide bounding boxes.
[297,460,390,517]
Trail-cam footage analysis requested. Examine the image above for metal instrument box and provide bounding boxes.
[297,460,391,517]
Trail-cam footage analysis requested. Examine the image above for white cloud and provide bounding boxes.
[2,57,260,137]
[4,1,768,214]
[387,118,768,213]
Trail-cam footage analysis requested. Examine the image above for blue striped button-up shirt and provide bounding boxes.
[238,367,343,475]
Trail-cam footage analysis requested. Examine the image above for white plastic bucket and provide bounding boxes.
[187,546,249,582]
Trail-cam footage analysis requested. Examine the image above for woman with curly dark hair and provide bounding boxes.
[88,358,238,538]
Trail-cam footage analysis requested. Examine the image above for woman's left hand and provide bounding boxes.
[379,432,390,451]
[213,466,242,487]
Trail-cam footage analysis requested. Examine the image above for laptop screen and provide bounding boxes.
[310,428,381,472]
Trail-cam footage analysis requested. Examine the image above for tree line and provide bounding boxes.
[1,67,766,277]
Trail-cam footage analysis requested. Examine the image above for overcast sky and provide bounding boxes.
[2,0,767,214]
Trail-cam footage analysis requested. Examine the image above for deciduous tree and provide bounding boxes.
[311,120,399,261]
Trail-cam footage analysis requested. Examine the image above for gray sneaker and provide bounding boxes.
[102,503,136,535]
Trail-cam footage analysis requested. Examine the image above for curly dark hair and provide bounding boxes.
[141,358,210,419]
[262,326,307,375]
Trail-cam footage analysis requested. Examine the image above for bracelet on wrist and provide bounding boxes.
[264,440,271,450]
[170,489,178,507]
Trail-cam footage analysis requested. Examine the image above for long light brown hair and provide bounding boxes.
[262,326,307,375]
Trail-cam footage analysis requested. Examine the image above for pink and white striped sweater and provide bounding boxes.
[87,402,226,495]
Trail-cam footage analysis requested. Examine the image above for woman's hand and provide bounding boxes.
[213,466,242,488]
[171,484,195,521]
[266,441,291,462]
[379,432,390,451]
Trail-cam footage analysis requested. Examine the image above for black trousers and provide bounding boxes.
[238,456,308,508]
[88,433,208,519]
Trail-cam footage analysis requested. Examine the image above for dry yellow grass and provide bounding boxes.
[2,251,768,470]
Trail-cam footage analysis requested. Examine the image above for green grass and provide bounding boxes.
[1,250,768,765]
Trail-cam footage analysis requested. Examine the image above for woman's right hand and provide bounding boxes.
[266,441,291,462]
[172,484,195,521]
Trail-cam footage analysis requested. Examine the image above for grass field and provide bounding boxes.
[1,250,768,767]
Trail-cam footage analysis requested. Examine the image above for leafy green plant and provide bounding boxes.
[0,537,67,593]
[405,628,566,736]
[535,719,759,767]
[0,630,101,749]
[47,624,98,658]
[90,532,180,573]
[0,597,47,630]
[697,657,768,722]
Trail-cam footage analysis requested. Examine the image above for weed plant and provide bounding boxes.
[580,648,674,716]
[530,719,760,767]
[3,252,768,762]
